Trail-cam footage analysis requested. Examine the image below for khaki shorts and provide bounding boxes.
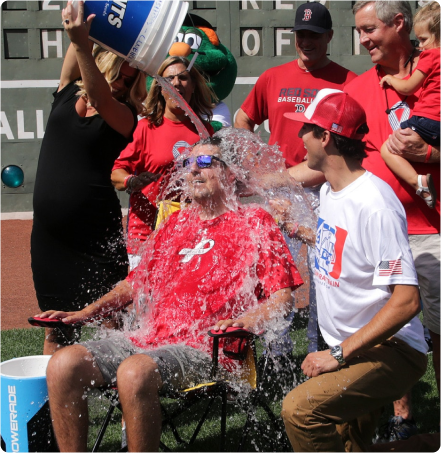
[409,233,440,334]
[84,337,213,393]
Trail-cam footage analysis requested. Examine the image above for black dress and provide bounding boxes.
[31,81,135,312]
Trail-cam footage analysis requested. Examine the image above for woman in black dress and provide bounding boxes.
[31,1,147,354]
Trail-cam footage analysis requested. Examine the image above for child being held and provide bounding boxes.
[380,1,439,208]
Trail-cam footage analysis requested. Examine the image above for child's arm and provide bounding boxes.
[380,69,427,96]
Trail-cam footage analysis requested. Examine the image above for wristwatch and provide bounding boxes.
[330,345,345,365]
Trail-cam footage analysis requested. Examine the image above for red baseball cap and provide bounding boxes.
[284,89,368,140]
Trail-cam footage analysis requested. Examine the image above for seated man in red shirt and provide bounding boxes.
[36,134,303,452]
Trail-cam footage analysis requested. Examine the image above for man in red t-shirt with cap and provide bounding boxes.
[235,1,358,361]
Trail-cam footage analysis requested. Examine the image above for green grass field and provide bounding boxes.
[1,318,439,452]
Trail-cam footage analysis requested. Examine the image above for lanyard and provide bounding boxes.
[378,48,416,115]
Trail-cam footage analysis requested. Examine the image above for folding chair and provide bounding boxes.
[91,327,287,452]
[157,327,285,452]
[28,318,287,452]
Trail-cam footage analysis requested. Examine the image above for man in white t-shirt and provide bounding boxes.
[278,89,428,451]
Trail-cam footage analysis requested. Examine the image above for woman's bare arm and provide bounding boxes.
[62,1,136,138]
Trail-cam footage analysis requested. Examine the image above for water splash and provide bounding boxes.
[96,128,318,398]
[154,75,210,140]
[162,127,317,236]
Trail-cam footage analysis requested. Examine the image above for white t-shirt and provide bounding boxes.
[315,171,427,354]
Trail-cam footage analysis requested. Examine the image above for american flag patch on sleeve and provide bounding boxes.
[378,259,402,276]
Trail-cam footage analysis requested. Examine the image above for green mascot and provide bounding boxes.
[152,13,238,132]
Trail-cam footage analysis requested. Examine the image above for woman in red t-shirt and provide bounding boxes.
[111,56,215,268]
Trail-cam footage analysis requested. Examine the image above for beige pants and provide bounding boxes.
[409,233,440,335]
[282,338,427,452]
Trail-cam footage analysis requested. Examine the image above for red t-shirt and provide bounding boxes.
[241,60,357,168]
[345,66,440,235]
[412,48,440,121]
[112,117,214,254]
[126,206,303,368]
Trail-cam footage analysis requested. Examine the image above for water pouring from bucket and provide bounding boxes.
[154,75,211,139]
[70,0,189,76]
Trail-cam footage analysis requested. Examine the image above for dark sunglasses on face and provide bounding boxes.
[182,155,225,169]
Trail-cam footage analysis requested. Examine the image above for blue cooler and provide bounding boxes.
[1,356,55,452]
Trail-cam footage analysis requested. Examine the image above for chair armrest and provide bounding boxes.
[208,326,257,339]
[207,327,259,379]
[28,317,84,329]
[28,300,133,329]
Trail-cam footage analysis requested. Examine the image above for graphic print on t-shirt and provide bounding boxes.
[172,140,191,159]
[314,217,348,287]
[179,239,215,263]
[277,87,319,111]
[177,237,216,274]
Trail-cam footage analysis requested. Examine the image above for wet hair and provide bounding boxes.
[312,125,368,161]
[194,136,223,151]
[76,45,147,116]
[353,1,413,34]
[145,56,216,127]
[414,1,440,46]
[193,136,239,166]
[191,130,265,196]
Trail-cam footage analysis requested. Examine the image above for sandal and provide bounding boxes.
[416,174,437,209]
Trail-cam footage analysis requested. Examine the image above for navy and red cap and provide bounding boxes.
[291,2,333,34]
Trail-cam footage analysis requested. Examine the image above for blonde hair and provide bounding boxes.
[76,46,147,116]
[414,1,440,46]
[145,56,216,127]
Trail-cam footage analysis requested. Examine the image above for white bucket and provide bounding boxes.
[75,0,189,75]
[1,356,54,452]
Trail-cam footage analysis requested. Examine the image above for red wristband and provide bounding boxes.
[425,145,432,163]
[123,175,133,188]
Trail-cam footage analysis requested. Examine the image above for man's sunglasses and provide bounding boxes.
[182,155,225,169]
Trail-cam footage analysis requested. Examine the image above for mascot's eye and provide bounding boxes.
[183,33,202,50]
[174,32,184,43]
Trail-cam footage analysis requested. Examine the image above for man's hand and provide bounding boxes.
[34,309,87,325]
[301,350,340,378]
[269,198,316,246]
[386,128,438,162]
[268,198,294,231]
[212,288,293,335]
[211,317,260,334]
